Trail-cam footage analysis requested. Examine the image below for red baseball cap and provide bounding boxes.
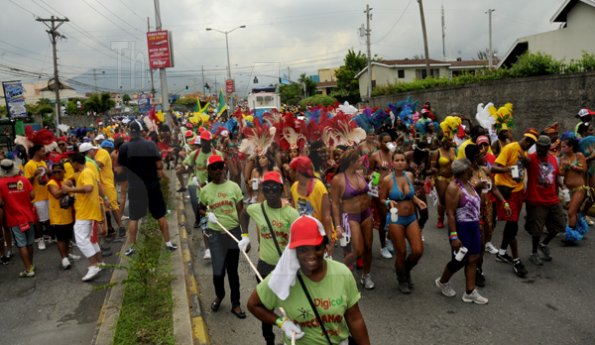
[200,131,212,141]
[476,135,489,145]
[262,171,283,185]
[184,130,194,138]
[288,215,325,249]
[207,154,224,166]
[289,156,314,177]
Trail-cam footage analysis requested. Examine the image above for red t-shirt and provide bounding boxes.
[526,152,559,205]
[0,175,35,227]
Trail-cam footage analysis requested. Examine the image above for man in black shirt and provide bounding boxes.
[118,120,177,255]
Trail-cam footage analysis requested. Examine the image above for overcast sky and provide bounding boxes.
[0,0,565,96]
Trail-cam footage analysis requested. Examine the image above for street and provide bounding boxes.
[184,197,595,345]
[0,237,123,345]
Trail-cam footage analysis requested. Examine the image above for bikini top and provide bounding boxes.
[343,173,369,199]
[389,172,415,201]
[455,179,480,221]
[438,149,451,167]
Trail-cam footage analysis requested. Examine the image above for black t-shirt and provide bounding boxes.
[118,136,160,187]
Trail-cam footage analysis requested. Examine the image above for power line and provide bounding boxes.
[117,0,147,23]
[93,0,144,34]
[80,0,140,39]
[8,0,37,17]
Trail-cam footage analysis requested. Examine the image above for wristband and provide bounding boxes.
[449,236,459,241]
[241,233,249,238]
[504,202,510,207]
[275,316,286,328]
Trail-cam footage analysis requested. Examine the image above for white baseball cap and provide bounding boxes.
[95,134,105,140]
[79,142,98,153]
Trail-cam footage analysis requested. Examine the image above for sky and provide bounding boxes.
[0,0,566,97]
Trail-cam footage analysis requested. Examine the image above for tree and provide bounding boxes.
[27,98,54,116]
[279,83,303,105]
[297,73,317,98]
[65,98,85,116]
[299,94,337,108]
[173,96,199,111]
[333,49,368,104]
[85,92,115,114]
[122,94,131,105]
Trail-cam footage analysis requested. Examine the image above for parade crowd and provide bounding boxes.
[1,100,594,345]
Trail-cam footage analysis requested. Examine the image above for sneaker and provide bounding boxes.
[0,256,9,265]
[435,277,456,297]
[475,268,486,287]
[19,268,35,278]
[380,247,393,259]
[165,243,178,251]
[436,219,445,229]
[421,235,425,242]
[485,242,498,255]
[360,274,375,290]
[61,257,71,270]
[462,289,488,304]
[124,247,135,256]
[121,215,130,221]
[193,221,200,229]
[386,240,395,254]
[398,280,411,294]
[81,265,102,282]
[37,239,46,251]
[68,253,81,261]
[529,253,543,266]
[538,244,552,261]
[513,260,528,278]
[496,252,514,264]
[203,249,211,260]
[5,249,12,258]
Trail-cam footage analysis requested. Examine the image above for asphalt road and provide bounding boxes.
[185,196,595,345]
[0,234,123,345]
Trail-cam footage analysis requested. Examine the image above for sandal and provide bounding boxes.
[231,306,246,319]
[210,298,222,312]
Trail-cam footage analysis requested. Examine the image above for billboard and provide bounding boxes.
[2,80,27,119]
[147,30,174,69]
[225,79,235,93]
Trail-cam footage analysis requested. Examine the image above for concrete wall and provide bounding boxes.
[369,72,595,136]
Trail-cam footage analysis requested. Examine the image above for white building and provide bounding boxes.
[499,0,595,68]
[22,80,86,104]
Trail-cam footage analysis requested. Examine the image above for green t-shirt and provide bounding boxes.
[256,260,361,345]
[195,149,223,185]
[199,180,243,231]
[246,201,300,265]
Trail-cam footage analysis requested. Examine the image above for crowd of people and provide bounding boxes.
[1,100,594,344]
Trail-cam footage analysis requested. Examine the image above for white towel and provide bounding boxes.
[268,247,300,301]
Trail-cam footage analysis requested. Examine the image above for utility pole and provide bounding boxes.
[417,0,431,78]
[147,17,156,100]
[486,9,495,68]
[36,16,69,131]
[201,65,206,96]
[441,5,446,60]
[364,4,373,101]
[93,68,98,92]
[153,0,171,126]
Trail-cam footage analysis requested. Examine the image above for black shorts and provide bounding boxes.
[53,223,74,242]
[128,182,167,221]
[115,172,127,183]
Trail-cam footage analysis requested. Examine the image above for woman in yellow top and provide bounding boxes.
[289,156,333,253]
[47,163,79,270]
[432,136,456,229]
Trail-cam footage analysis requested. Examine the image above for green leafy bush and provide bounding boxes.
[299,94,337,107]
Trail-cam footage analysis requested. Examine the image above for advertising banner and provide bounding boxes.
[2,80,27,119]
[225,79,235,93]
[147,30,174,69]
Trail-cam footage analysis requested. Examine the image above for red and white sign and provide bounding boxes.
[225,79,235,93]
[147,30,174,69]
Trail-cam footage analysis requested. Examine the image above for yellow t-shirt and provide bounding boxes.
[64,162,75,181]
[74,167,102,221]
[290,178,328,223]
[46,179,74,225]
[85,159,100,181]
[494,142,525,192]
[95,148,114,187]
[24,159,49,202]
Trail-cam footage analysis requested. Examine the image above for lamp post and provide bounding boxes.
[206,25,246,113]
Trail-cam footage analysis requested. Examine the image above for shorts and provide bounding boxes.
[344,209,373,223]
[525,203,566,237]
[102,184,119,211]
[496,190,525,222]
[53,223,74,242]
[74,220,100,258]
[456,221,481,255]
[387,213,417,227]
[10,224,35,248]
[34,200,49,222]
[128,182,167,221]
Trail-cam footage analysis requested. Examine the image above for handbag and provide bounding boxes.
[60,194,75,209]
[261,203,355,345]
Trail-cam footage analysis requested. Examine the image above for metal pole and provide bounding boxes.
[487,9,495,68]
[225,31,234,112]
[147,17,156,100]
[365,4,372,101]
[153,0,171,126]
[417,0,431,78]
[441,5,446,60]
[201,65,206,96]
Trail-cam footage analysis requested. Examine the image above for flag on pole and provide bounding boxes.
[216,90,228,118]
[196,98,210,114]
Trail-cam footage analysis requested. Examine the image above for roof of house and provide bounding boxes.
[316,81,337,88]
[449,60,489,67]
[551,0,595,22]
[354,59,489,79]
[378,58,446,66]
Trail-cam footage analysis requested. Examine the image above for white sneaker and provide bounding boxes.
[386,240,395,254]
[360,273,375,290]
[421,235,425,242]
[380,247,393,259]
[485,242,498,255]
[68,253,81,261]
[462,289,488,304]
[81,265,102,281]
[435,277,456,297]
[61,257,71,269]
[121,215,130,221]
[37,239,46,251]
[203,249,211,260]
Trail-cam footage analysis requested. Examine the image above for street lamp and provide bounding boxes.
[206,25,246,112]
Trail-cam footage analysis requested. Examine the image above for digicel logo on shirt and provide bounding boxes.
[7,181,24,192]
[313,296,344,310]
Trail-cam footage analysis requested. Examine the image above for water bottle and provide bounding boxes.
[390,207,398,223]
[454,247,468,261]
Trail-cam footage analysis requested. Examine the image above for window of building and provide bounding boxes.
[397,69,405,78]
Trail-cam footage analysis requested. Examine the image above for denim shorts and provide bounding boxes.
[10,224,35,248]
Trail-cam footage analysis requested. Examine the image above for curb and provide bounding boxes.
[176,189,211,345]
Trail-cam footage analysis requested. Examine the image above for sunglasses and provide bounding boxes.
[262,184,282,193]
[208,163,225,171]
[296,242,326,254]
